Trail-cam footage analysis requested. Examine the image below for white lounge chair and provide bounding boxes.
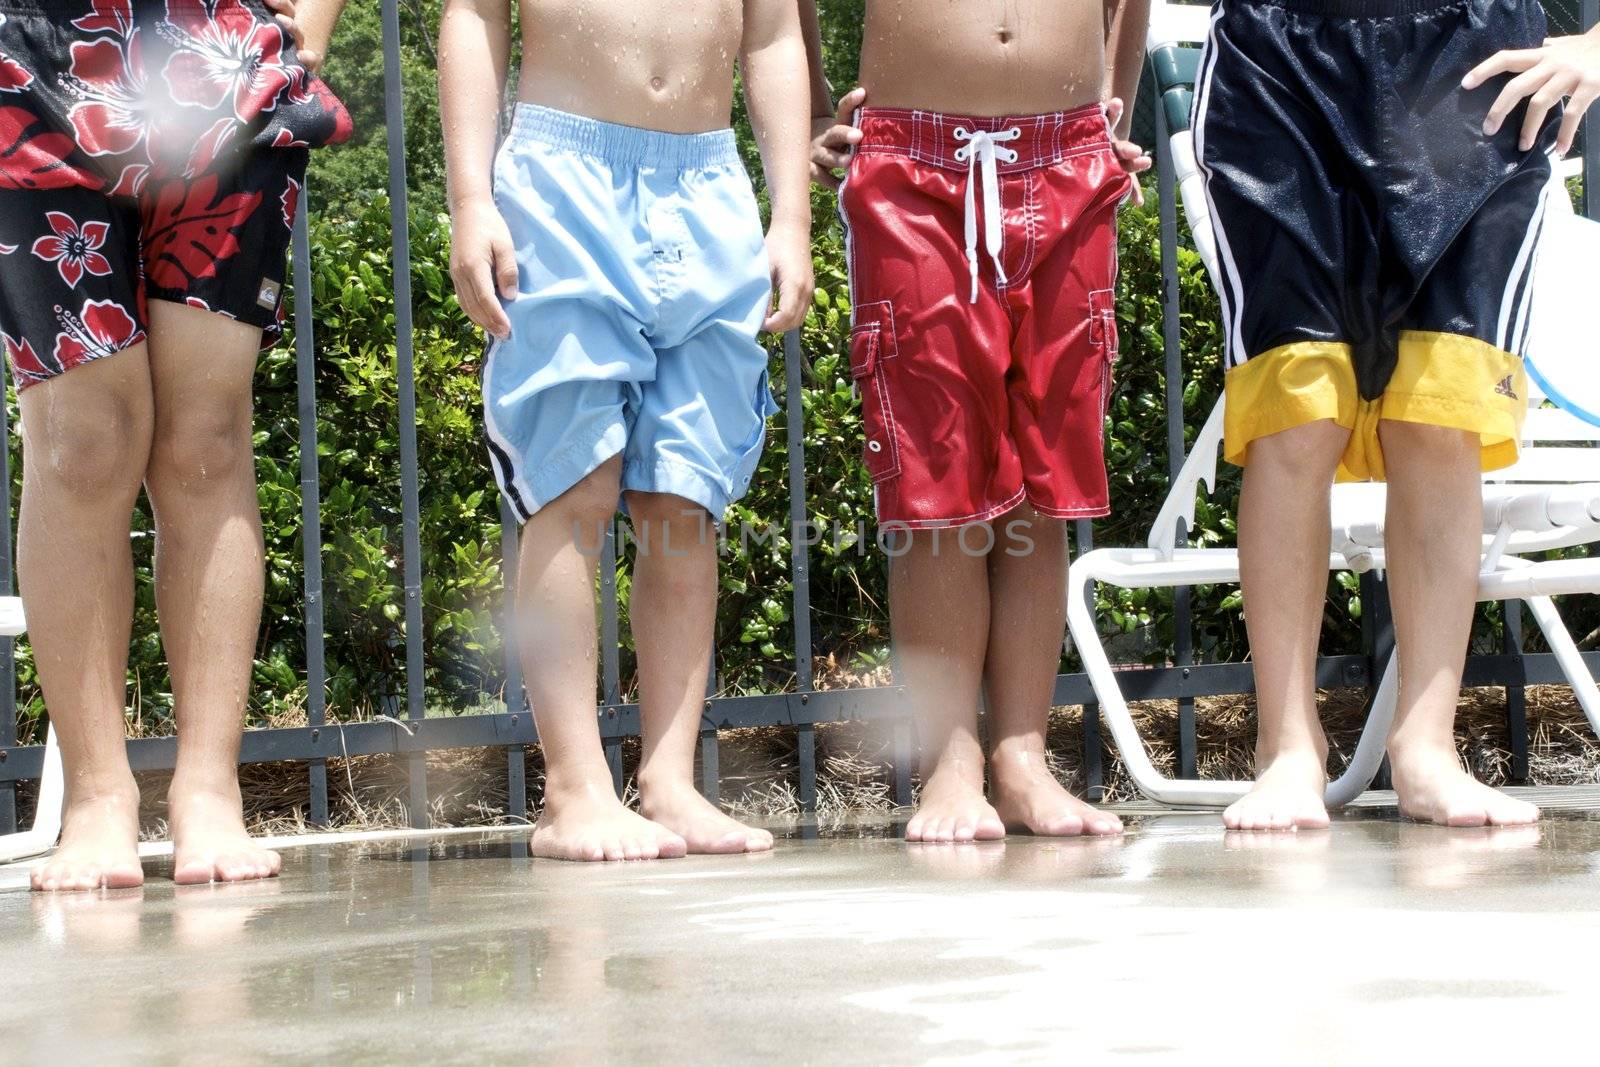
[0,596,55,863]
[1064,0,1600,808]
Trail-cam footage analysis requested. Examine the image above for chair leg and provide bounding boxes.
[1524,594,1600,740]
[0,724,63,863]
[1066,559,1173,800]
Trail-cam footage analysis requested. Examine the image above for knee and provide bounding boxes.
[149,405,255,491]
[544,457,622,537]
[24,392,149,498]
[1246,420,1350,480]
[1378,420,1478,459]
[624,493,713,560]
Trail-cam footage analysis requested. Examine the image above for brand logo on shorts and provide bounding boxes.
[1494,375,1518,401]
[257,279,281,310]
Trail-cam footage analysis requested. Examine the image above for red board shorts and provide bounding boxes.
[838,104,1131,528]
[0,0,351,389]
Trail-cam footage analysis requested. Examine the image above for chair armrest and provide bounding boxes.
[1148,397,1227,557]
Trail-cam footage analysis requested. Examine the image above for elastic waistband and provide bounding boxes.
[1245,0,1468,16]
[505,104,740,170]
[854,103,1109,173]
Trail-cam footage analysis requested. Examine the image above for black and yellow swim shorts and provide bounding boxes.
[1195,0,1561,480]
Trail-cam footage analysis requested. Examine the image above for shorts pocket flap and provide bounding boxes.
[1088,288,1117,351]
[849,300,898,379]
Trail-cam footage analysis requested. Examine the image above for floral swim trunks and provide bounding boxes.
[0,0,350,388]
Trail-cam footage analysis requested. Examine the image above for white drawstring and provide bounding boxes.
[952,125,1021,303]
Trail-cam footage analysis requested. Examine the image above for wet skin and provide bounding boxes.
[515,0,746,132]
[859,0,1108,115]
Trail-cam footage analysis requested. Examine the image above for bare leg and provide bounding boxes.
[630,493,771,854]
[1380,420,1538,826]
[1223,420,1348,832]
[22,351,153,891]
[519,457,686,861]
[142,301,280,884]
[984,505,1121,836]
[895,526,1004,843]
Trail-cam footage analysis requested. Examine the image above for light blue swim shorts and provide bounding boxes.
[483,104,777,523]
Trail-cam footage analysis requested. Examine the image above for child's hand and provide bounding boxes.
[811,87,867,190]
[264,0,323,74]
[1464,31,1600,154]
[1104,97,1152,207]
[449,199,518,341]
[763,219,815,333]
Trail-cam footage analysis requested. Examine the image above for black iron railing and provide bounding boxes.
[0,0,1597,831]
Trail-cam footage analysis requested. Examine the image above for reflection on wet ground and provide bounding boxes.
[5,809,1600,1064]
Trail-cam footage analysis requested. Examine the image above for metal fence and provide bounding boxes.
[1,0,1598,831]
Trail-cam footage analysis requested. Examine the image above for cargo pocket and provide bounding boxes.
[1089,288,1118,417]
[849,301,901,482]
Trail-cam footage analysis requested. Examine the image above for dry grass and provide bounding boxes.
[9,685,1598,837]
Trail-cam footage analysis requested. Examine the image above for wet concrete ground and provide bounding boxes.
[5,803,1600,1065]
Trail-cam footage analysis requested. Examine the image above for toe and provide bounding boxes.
[1489,799,1540,826]
[975,815,1006,840]
[952,817,976,843]
[1044,813,1084,837]
[658,832,687,859]
[1088,814,1122,835]
[1446,808,1488,828]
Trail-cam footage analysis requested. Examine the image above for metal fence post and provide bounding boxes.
[1155,91,1198,780]
[1504,602,1530,783]
[497,498,528,819]
[783,329,818,811]
[1587,1,1600,220]
[0,363,14,834]
[1360,571,1396,789]
[599,523,624,793]
[700,653,719,802]
[1075,518,1106,800]
[380,0,429,828]
[291,198,330,827]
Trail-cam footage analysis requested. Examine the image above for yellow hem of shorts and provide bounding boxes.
[1223,333,1526,483]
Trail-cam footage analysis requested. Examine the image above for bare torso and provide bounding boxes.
[514,0,744,132]
[860,0,1106,115]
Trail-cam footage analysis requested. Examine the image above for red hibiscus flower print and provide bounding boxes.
[31,211,114,288]
[52,297,144,369]
[71,0,135,38]
[0,106,97,191]
[140,173,262,291]
[163,0,294,123]
[4,331,59,387]
[0,17,35,94]
[64,30,155,158]
[0,240,14,254]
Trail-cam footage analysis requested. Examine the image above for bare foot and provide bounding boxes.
[1389,742,1540,827]
[990,751,1121,836]
[31,782,145,892]
[531,781,688,861]
[905,761,1005,843]
[639,781,773,855]
[1222,749,1330,832]
[168,778,282,885]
